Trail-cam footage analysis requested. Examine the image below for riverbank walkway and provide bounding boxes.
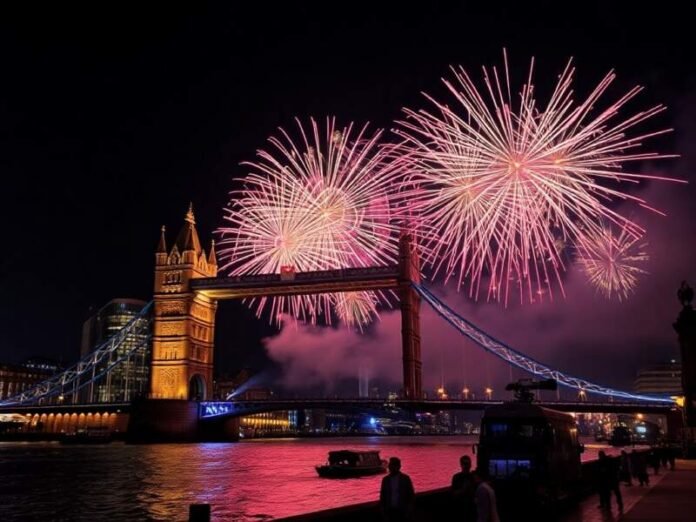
[564,460,696,521]
[276,460,696,521]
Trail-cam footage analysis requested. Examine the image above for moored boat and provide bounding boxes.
[60,427,113,444]
[315,450,387,478]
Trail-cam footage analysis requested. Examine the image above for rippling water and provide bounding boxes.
[0,436,614,521]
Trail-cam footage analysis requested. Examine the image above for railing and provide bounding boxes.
[414,283,675,404]
[0,302,153,407]
[199,397,673,419]
[191,265,401,289]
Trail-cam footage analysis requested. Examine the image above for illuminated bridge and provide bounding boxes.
[198,398,676,421]
[0,208,678,440]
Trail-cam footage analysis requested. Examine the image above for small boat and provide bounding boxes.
[315,450,387,478]
[60,427,113,445]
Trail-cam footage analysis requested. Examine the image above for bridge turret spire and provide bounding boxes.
[185,201,196,224]
[157,225,167,253]
[175,203,202,255]
[155,225,168,265]
[208,239,217,266]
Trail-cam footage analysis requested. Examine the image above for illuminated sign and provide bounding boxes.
[200,402,235,418]
[280,266,296,281]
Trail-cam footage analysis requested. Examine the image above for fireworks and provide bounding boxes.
[578,225,648,301]
[395,51,676,304]
[218,117,399,326]
[333,291,379,330]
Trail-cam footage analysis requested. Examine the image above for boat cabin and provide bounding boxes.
[327,450,383,467]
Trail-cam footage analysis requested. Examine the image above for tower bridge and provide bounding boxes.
[0,205,680,441]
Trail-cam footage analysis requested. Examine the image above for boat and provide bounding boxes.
[315,450,388,478]
[60,427,113,444]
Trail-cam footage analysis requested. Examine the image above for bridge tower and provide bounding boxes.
[150,205,218,400]
[399,233,422,399]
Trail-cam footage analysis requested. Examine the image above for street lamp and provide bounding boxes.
[462,387,470,400]
[485,387,493,400]
[578,389,587,402]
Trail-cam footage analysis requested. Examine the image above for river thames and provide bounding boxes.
[0,436,613,521]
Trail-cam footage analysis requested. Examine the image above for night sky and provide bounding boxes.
[1,3,694,396]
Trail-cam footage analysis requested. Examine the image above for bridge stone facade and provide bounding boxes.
[150,205,218,400]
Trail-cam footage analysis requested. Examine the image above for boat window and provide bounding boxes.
[484,421,544,440]
[489,458,532,479]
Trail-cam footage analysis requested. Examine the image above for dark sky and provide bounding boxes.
[0,2,694,395]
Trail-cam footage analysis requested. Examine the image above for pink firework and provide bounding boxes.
[395,51,678,305]
[334,291,379,330]
[578,225,648,301]
[218,117,399,326]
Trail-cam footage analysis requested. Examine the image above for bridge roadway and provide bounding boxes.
[199,397,675,419]
[0,398,673,419]
[190,265,402,299]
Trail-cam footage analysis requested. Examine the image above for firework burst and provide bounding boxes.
[333,291,379,330]
[395,51,677,304]
[218,117,399,326]
[578,225,648,301]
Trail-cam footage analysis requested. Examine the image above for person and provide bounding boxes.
[667,444,677,470]
[648,447,660,475]
[451,455,476,520]
[380,457,415,522]
[631,450,649,486]
[619,450,632,486]
[597,451,623,513]
[659,442,669,469]
[472,469,500,522]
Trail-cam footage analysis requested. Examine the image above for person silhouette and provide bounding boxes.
[678,281,694,307]
[472,469,500,522]
[380,457,415,522]
[451,455,476,520]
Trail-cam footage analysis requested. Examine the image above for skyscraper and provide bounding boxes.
[80,298,151,402]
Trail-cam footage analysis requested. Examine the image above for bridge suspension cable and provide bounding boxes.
[0,302,153,407]
[413,284,674,404]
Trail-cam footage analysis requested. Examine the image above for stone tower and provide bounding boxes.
[399,232,422,399]
[150,204,218,400]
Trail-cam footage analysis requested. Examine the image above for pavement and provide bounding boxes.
[564,460,696,522]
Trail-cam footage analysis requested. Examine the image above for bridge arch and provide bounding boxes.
[189,374,207,401]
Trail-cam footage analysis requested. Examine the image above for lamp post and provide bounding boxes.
[674,281,696,456]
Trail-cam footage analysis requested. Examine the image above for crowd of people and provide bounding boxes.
[379,444,677,521]
[598,443,677,513]
[379,455,499,522]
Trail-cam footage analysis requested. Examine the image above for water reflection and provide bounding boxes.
[0,436,611,521]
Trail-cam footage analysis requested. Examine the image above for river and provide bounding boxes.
[0,436,614,521]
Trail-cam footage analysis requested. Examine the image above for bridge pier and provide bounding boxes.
[127,399,239,442]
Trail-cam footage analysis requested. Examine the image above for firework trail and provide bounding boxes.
[395,51,677,304]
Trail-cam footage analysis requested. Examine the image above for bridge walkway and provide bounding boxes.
[563,460,696,522]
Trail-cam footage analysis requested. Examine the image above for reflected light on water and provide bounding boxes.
[0,436,615,521]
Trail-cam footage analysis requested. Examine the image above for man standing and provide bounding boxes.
[451,455,476,520]
[597,450,624,513]
[380,457,415,522]
[473,469,500,522]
